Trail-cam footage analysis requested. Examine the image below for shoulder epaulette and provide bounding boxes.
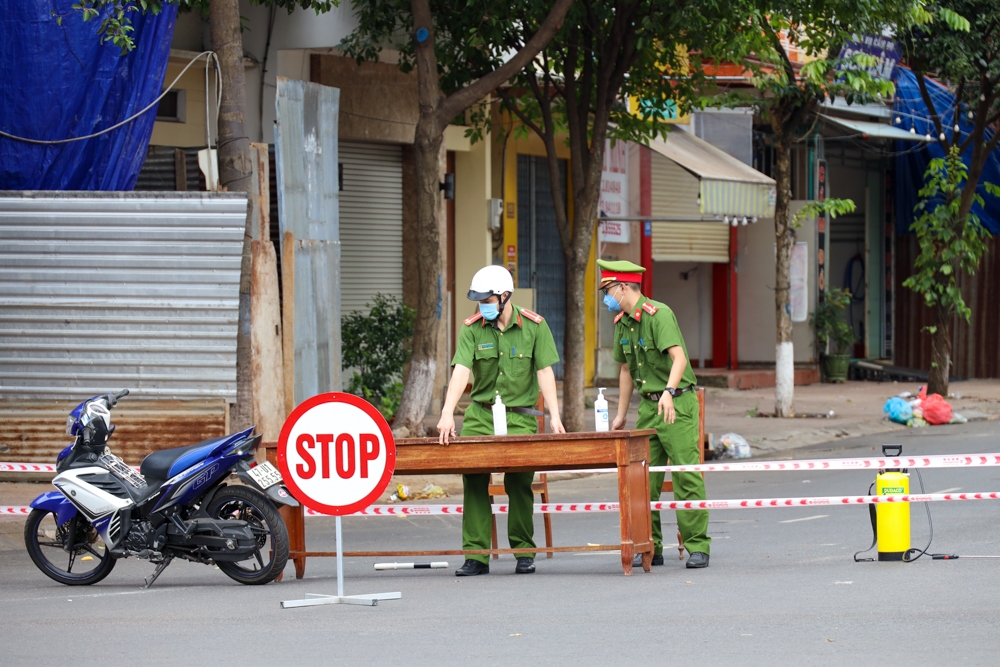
[614,312,625,324]
[642,302,659,315]
[520,308,544,324]
[464,312,484,326]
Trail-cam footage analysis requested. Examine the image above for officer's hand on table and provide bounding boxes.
[657,393,676,424]
[437,413,457,445]
[611,413,628,430]
[549,415,566,434]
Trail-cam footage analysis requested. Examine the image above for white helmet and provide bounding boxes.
[467,265,514,301]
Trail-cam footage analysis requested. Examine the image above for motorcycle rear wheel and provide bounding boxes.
[208,486,289,585]
[24,509,117,586]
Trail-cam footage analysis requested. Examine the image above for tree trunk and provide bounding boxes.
[928,303,952,396]
[561,151,604,432]
[771,128,795,417]
[209,0,254,431]
[394,118,445,435]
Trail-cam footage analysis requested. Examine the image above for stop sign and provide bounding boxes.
[276,393,396,516]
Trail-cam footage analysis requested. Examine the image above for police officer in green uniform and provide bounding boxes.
[437,265,565,576]
[597,259,711,569]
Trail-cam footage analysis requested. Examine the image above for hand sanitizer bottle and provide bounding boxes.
[594,388,609,432]
[492,395,508,435]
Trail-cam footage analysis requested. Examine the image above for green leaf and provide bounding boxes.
[937,7,971,32]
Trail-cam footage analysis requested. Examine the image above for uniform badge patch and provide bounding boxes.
[477,342,495,351]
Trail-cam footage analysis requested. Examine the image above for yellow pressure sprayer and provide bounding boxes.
[855,444,911,562]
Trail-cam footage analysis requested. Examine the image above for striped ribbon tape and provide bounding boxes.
[5,492,1000,518]
[6,453,1000,477]
[543,453,1000,475]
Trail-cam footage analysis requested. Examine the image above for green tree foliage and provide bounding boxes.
[902,147,994,362]
[900,0,999,395]
[721,0,916,416]
[342,294,416,420]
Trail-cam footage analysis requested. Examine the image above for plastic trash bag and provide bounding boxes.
[921,394,953,425]
[883,397,913,424]
[716,433,751,459]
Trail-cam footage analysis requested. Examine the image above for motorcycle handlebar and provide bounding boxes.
[105,389,130,408]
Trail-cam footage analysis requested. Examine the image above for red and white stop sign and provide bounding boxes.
[276,393,396,516]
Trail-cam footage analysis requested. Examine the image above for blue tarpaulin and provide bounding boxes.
[894,67,1000,235]
[0,1,176,190]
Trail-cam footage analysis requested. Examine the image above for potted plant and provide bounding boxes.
[809,288,856,382]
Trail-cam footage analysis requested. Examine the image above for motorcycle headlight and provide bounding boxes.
[65,415,75,436]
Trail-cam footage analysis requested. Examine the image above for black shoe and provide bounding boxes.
[686,552,710,569]
[632,553,665,567]
[455,559,489,576]
[514,557,535,574]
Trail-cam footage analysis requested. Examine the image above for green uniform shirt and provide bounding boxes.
[452,304,560,407]
[612,296,698,396]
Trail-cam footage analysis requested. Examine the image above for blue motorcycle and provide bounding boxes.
[24,390,296,587]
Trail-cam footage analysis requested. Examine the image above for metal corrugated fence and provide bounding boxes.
[0,191,247,400]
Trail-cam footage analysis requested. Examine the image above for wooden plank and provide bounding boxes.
[281,230,296,418]
[294,545,622,558]
[249,143,271,241]
[173,148,187,191]
[250,239,286,444]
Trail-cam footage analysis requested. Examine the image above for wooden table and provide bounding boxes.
[264,430,655,576]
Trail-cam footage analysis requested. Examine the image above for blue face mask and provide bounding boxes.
[603,288,622,312]
[479,302,500,320]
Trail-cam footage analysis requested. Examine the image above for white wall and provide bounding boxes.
[651,261,713,365]
[737,202,817,363]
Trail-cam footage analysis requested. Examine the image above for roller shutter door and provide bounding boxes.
[649,147,729,263]
[339,141,404,313]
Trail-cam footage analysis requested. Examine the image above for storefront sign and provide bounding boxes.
[598,138,629,220]
[790,242,809,323]
[838,35,900,82]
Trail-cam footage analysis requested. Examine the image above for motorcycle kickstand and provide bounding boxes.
[143,557,173,589]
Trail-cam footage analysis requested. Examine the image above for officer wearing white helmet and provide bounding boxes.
[437,265,564,576]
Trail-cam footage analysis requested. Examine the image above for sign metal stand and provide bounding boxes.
[281,517,400,608]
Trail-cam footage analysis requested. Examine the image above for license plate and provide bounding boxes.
[246,461,282,489]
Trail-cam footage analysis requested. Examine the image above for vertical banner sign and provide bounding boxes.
[884,172,894,357]
[598,139,629,233]
[790,242,809,322]
[816,160,827,300]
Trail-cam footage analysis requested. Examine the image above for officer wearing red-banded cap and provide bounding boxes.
[437,265,564,576]
[597,259,711,569]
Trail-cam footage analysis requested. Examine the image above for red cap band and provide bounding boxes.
[600,270,643,284]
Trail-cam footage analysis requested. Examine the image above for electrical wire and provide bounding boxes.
[0,51,220,145]
[902,468,935,562]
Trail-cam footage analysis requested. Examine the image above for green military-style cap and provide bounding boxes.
[597,259,646,286]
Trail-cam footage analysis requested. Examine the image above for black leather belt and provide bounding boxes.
[477,402,544,416]
[644,386,697,401]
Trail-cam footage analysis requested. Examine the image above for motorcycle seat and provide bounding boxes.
[140,437,228,481]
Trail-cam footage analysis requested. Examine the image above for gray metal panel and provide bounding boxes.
[0,191,247,400]
[275,78,342,401]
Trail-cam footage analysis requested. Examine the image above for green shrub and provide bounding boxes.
[342,294,415,421]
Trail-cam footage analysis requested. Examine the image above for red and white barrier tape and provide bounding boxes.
[6,491,1000,518]
[540,453,1000,475]
[0,462,58,473]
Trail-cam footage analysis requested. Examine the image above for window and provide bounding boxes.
[156,90,186,123]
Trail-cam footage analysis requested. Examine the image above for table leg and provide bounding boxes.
[280,503,306,579]
[617,458,654,575]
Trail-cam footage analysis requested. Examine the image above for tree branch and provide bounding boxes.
[762,18,796,85]
[914,64,947,148]
[435,0,573,124]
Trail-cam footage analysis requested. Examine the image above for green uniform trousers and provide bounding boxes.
[460,402,537,564]
[638,390,711,556]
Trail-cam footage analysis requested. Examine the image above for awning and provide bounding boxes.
[820,114,934,143]
[646,130,776,219]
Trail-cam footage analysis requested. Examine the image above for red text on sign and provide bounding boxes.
[295,433,381,480]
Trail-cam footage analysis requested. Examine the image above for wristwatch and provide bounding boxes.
[665,387,679,397]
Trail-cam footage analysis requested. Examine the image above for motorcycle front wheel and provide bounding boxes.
[208,486,289,585]
[24,509,116,586]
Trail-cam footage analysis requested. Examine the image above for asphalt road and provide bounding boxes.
[3,421,1000,666]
